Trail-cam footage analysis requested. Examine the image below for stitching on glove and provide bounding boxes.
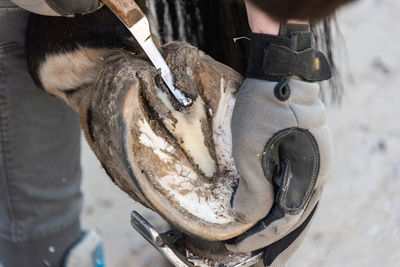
[288,104,299,126]
[262,129,296,181]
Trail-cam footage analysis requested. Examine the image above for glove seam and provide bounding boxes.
[288,103,299,127]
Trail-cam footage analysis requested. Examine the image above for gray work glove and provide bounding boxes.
[226,25,334,266]
[11,0,102,16]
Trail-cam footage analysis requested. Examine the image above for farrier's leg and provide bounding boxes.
[0,4,82,267]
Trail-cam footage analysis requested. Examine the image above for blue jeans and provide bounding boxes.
[0,3,83,266]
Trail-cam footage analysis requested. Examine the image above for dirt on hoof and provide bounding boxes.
[66,42,255,241]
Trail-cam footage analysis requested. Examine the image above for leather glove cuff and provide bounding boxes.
[246,24,332,82]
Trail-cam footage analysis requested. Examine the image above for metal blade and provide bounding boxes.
[130,210,263,267]
[131,211,194,267]
[129,17,192,107]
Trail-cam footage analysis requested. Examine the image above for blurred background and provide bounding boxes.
[81,0,400,266]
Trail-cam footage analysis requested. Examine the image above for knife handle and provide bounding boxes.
[103,0,145,28]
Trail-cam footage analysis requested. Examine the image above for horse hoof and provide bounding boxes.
[77,42,256,240]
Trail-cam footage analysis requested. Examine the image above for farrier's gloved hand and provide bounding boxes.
[10,0,102,16]
[226,24,334,266]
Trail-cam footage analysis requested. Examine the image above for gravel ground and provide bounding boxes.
[81,0,400,266]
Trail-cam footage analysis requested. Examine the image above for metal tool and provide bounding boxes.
[130,210,264,267]
[103,0,193,107]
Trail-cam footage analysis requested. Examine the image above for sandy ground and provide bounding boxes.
[81,0,400,266]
